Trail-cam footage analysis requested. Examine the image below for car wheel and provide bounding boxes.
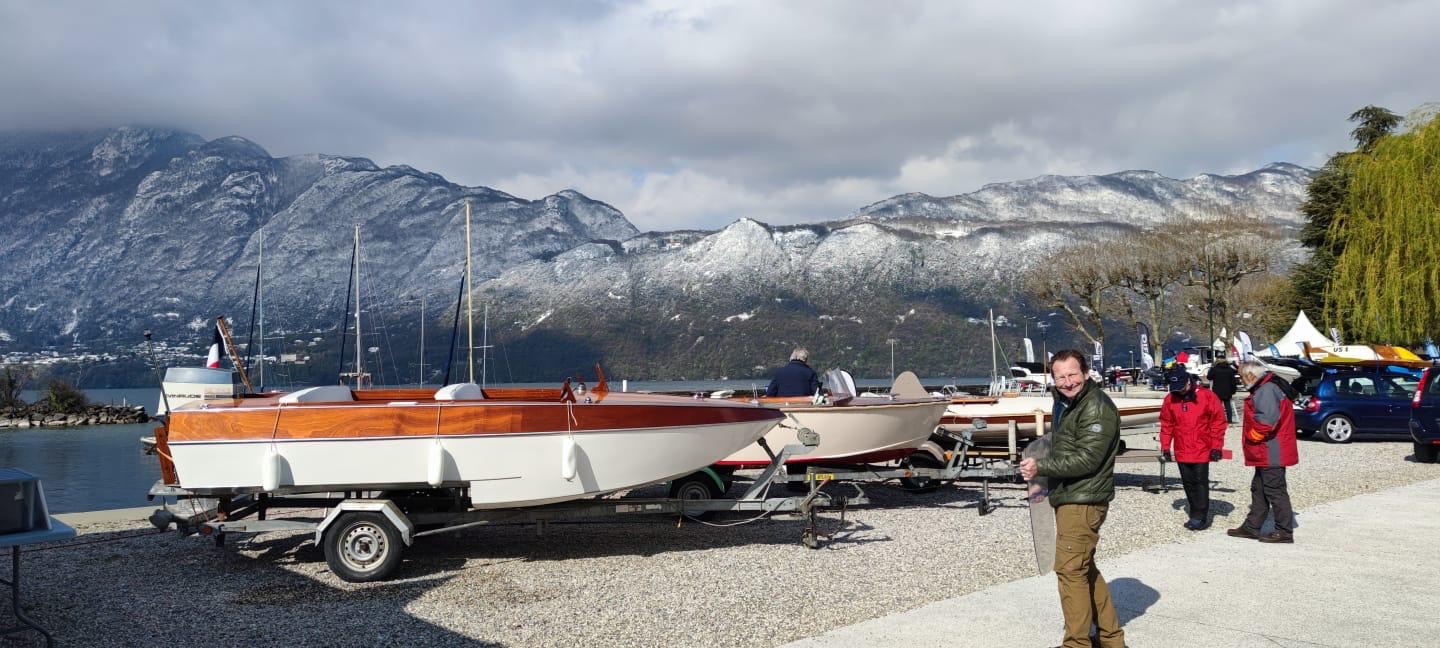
[1321,414,1355,443]
[1415,442,1439,464]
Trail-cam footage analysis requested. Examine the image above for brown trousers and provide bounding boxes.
[1054,503,1125,648]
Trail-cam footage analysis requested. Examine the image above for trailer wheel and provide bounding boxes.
[669,472,723,520]
[899,453,945,493]
[323,512,404,583]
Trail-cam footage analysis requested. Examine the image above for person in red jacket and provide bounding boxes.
[1228,360,1299,544]
[1159,365,1227,530]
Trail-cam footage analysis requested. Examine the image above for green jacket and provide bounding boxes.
[1036,379,1121,506]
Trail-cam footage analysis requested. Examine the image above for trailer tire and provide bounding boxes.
[669,472,723,520]
[899,453,945,493]
[323,512,405,583]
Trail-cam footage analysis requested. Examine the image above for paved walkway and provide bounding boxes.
[785,478,1440,648]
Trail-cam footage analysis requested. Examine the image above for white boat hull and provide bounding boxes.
[718,400,949,466]
[170,419,778,509]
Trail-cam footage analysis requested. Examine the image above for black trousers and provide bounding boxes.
[1178,462,1210,522]
[1217,394,1235,423]
[1243,467,1294,534]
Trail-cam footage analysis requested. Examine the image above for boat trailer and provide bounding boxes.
[147,439,865,583]
[769,420,1021,515]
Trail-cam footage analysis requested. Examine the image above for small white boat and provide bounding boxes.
[154,373,785,510]
[715,371,950,468]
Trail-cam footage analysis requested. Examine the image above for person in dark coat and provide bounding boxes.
[1018,349,1125,648]
[1206,358,1240,423]
[1228,360,1299,544]
[765,348,821,397]
[1160,366,1227,530]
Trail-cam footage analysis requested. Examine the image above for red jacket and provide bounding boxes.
[1242,373,1299,467]
[1160,386,1227,463]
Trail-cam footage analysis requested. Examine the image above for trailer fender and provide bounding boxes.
[696,466,727,493]
[315,500,415,547]
[913,441,946,465]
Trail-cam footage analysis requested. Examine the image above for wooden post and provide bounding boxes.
[216,316,254,394]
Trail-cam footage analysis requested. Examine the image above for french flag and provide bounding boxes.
[206,322,225,368]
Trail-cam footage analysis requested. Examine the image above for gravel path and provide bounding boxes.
[8,426,1436,647]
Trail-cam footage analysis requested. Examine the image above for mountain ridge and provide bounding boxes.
[0,126,1313,384]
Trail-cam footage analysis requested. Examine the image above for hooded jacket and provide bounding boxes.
[1037,379,1121,506]
[1160,385,1227,463]
[1242,373,1299,467]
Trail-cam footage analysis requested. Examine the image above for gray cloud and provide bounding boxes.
[2,0,1436,231]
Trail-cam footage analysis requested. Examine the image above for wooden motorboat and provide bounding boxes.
[939,394,1162,445]
[153,375,785,509]
[715,371,950,468]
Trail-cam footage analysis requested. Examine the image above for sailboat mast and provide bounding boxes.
[257,227,264,390]
[419,293,425,385]
[989,308,998,385]
[465,200,475,383]
[354,225,363,387]
[482,303,489,389]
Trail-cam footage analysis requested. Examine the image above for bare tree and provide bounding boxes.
[1110,233,1190,365]
[1025,242,1117,355]
[1183,213,1277,347]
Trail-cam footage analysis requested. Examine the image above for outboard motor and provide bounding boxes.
[156,367,238,415]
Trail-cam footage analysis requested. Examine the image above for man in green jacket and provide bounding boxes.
[1020,349,1125,648]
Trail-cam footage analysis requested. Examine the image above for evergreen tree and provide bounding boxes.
[1289,105,1399,325]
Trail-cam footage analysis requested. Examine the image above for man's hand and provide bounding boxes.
[1209,448,1223,462]
[1160,450,1172,463]
[1019,457,1039,481]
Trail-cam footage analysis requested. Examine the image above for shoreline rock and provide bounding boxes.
[0,404,148,429]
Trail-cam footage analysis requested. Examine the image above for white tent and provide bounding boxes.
[1268,311,1337,357]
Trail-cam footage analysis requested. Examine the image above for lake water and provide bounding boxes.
[5,378,987,514]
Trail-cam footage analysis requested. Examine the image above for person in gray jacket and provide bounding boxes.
[1228,359,1299,543]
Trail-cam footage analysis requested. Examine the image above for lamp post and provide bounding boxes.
[886,338,898,382]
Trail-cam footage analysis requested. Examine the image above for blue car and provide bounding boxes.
[1410,366,1440,463]
[1293,365,1424,443]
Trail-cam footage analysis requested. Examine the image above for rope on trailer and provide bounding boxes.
[681,505,782,527]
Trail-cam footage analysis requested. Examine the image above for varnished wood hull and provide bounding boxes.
[940,395,1162,444]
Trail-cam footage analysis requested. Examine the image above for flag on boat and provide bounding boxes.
[1237,331,1253,359]
[1092,340,1103,366]
[206,321,225,368]
[1136,322,1154,369]
[1023,338,1035,363]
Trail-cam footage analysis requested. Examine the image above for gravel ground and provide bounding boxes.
[6,425,1436,647]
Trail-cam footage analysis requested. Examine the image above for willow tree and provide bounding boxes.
[1326,112,1440,343]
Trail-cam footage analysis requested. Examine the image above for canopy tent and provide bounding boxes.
[1266,311,1336,357]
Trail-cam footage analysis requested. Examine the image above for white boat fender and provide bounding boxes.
[561,435,578,481]
[261,444,282,492]
[426,438,448,487]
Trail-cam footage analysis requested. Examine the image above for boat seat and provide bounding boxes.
[279,385,355,404]
[435,383,486,401]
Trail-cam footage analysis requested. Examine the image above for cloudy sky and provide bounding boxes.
[2,0,1436,231]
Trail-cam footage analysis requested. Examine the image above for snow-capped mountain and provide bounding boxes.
[0,126,1312,383]
[476,162,1311,381]
[0,127,636,356]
